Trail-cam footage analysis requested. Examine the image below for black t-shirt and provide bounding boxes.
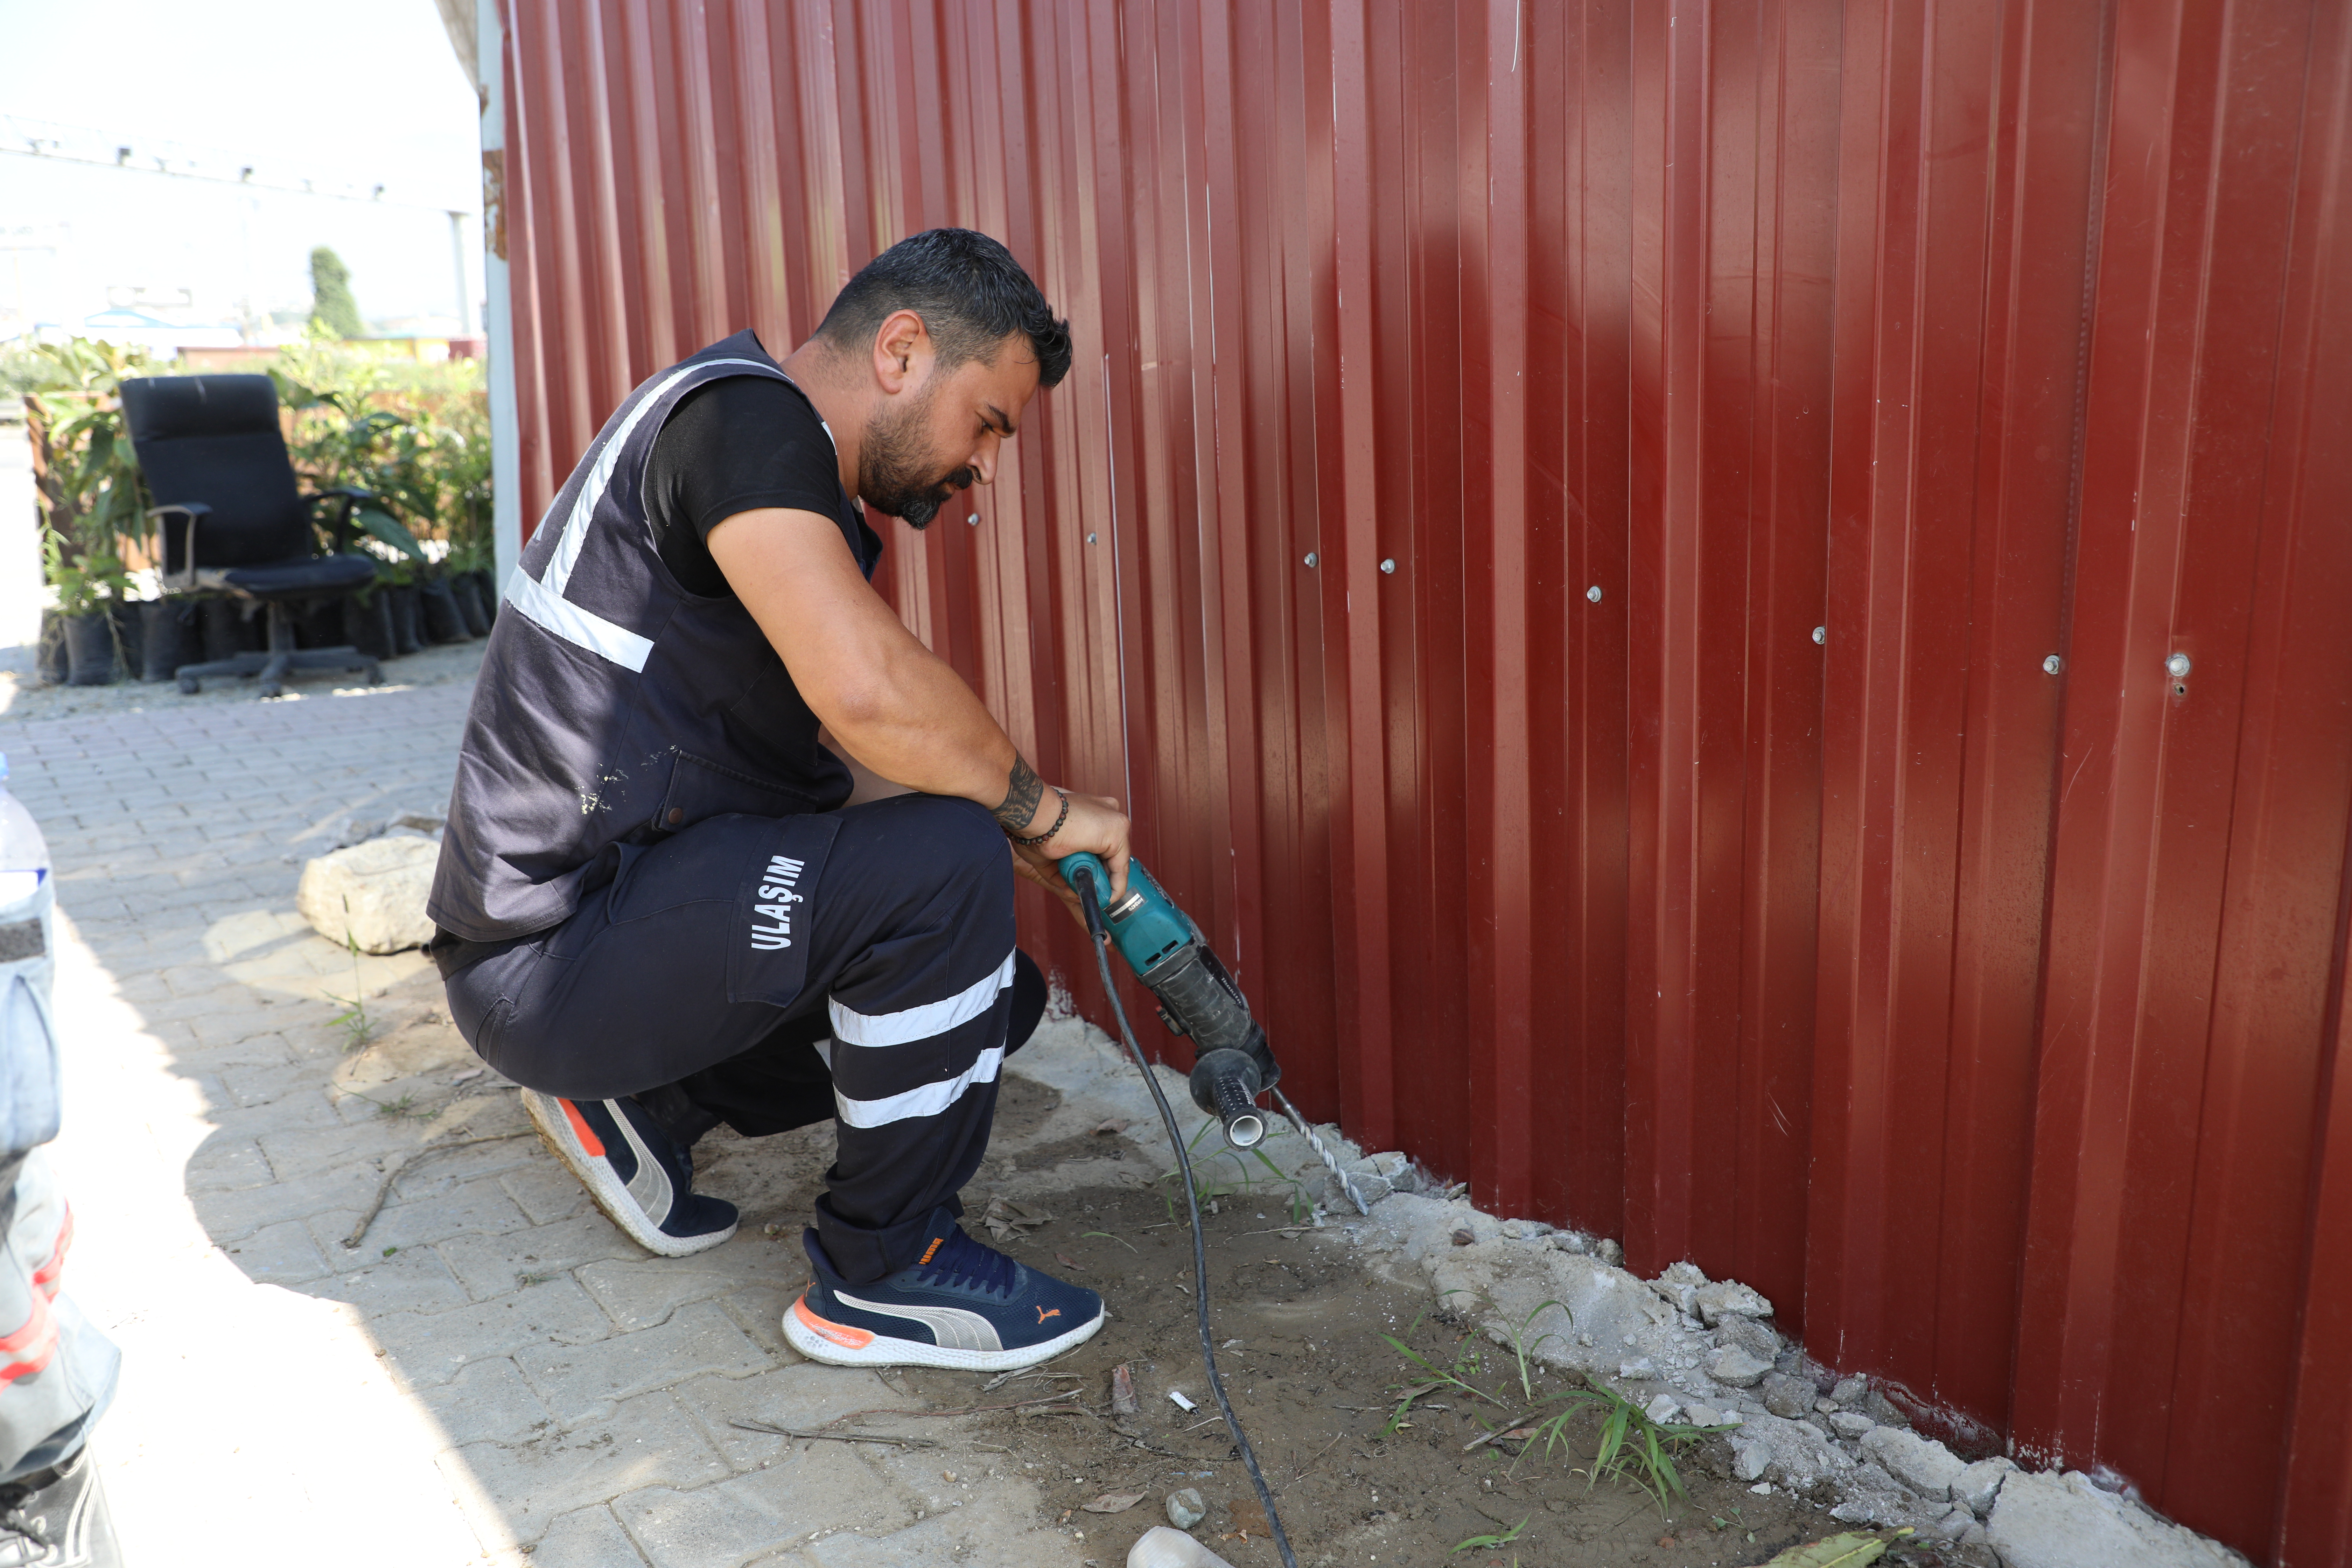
[430,372,875,978]
[643,373,865,596]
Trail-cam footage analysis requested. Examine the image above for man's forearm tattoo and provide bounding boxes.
[994,754,1045,832]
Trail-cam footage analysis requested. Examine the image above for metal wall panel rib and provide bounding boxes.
[493,3,2352,1559]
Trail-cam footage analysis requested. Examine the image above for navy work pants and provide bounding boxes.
[444,795,1042,1283]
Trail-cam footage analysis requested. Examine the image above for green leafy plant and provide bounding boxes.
[41,531,129,616]
[1379,1306,1509,1437]
[22,339,156,594]
[1156,1116,1312,1222]
[270,344,488,567]
[1507,1378,1727,1510]
[1379,1303,1726,1517]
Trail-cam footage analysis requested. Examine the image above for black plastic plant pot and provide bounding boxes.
[107,599,145,680]
[470,570,500,625]
[342,593,396,660]
[419,576,469,643]
[388,585,424,657]
[139,600,202,683]
[449,572,492,638]
[63,611,118,686]
[200,597,253,663]
[35,611,68,686]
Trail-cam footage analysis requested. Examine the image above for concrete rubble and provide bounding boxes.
[1278,1125,2255,1568]
[295,835,441,954]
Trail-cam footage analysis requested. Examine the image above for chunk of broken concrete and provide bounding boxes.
[1129,1525,1238,1567]
[1860,1424,1968,1500]
[1693,1280,1772,1325]
[1716,1314,1779,1362]
[1760,1372,1814,1420]
[1987,1469,2250,1568]
[1828,1461,1923,1527]
[295,836,439,954]
[1730,1412,1854,1485]
[1708,1346,1774,1388]
[1956,1456,2015,1517]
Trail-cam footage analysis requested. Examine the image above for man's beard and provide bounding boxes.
[859,391,973,531]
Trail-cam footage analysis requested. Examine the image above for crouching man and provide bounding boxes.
[426,229,1129,1372]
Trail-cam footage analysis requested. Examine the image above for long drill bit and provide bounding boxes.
[1270,1087,1373,1216]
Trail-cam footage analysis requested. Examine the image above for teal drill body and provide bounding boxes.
[1058,853,1282,1146]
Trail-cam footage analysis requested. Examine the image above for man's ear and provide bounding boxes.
[873,309,929,395]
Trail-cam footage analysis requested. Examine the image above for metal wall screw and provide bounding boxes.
[966,512,981,527]
[1086,533,1098,545]
[1379,558,1396,574]
[1586,585,1603,602]
[1812,626,1827,645]
[2166,652,2192,679]
[1303,552,1317,568]
[2043,654,2064,675]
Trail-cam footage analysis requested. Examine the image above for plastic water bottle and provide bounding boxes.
[0,754,49,912]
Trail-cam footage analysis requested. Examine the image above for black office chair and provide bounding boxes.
[120,374,383,696]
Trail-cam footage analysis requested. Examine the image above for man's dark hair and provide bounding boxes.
[816,228,1072,389]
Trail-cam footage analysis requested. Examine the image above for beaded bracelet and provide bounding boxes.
[1010,787,1071,846]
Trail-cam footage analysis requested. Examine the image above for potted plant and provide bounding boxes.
[22,340,154,685]
[444,538,495,636]
[43,531,131,686]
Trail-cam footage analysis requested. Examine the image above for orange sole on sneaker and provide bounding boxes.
[520,1088,735,1259]
[781,1292,1103,1371]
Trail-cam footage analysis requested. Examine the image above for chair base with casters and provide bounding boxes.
[175,595,382,698]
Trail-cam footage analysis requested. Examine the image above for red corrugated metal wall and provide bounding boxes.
[492,3,2352,1560]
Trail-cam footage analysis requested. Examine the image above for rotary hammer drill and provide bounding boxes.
[1057,852,1283,1148]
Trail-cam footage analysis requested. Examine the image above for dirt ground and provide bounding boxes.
[706,1073,1960,1568]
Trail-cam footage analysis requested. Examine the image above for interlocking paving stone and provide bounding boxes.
[369,1274,616,1387]
[670,1366,897,1472]
[440,1389,734,1546]
[615,1446,912,1568]
[534,1504,656,1568]
[500,1157,598,1226]
[517,1298,776,1426]
[309,1240,477,1316]
[219,1218,334,1285]
[577,1255,749,1332]
[440,1209,649,1303]
[302,1173,534,1257]
[413,1356,560,1449]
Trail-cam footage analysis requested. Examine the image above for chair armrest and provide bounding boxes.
[146,503,210,590]
[305,488,378,552]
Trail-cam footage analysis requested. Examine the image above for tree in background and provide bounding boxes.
[308,246,363,339]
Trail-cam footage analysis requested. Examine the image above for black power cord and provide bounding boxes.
[1073,866,1297,1568]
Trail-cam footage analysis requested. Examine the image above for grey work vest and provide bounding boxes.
[428,330,878,943]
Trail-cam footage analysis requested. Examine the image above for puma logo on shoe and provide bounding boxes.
[1036,1306,1061,1324]
[919,1237,944,1266]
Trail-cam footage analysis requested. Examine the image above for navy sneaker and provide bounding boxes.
[522,1089,738,1257]
[784,1209,1105,1371]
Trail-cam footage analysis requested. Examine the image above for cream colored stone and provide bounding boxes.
[296,836,440,954]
